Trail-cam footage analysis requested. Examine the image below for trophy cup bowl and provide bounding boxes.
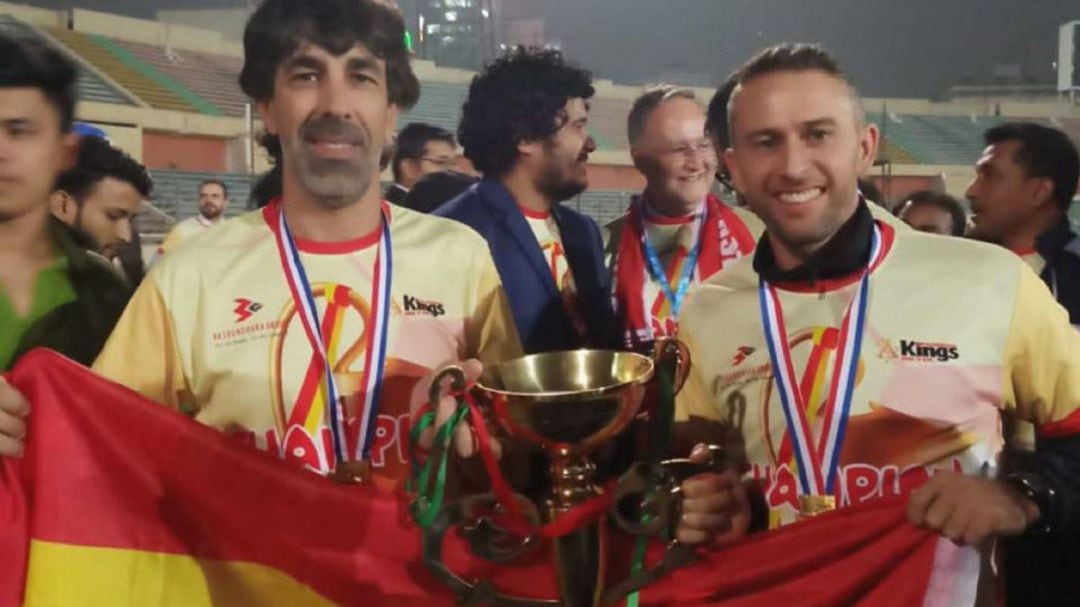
[474,349,655,607]
[477,349,654,453]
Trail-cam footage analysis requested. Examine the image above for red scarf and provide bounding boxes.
[614,194,756,351]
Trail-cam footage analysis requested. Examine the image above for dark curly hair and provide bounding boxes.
[458,47,594,176]
[55,136,153,202]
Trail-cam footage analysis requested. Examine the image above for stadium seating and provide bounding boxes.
[0,15,136,107]
[401,81,468,133]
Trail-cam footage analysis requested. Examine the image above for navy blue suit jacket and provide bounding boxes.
[436,178,617,354]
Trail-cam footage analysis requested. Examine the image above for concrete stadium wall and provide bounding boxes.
[143,132,228,172]
[71,8,242,58]
[0,2,63,28]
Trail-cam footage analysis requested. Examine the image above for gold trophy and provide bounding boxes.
[415,340,722,607]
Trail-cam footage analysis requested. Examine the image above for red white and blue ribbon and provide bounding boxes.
[758,225,881,497]
[273,204,393,466]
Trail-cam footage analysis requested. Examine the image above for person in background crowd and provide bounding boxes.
[894,190,967,237]
[966,122,1079,325]
[386,122,457,204]
[604,85,761,353]
[404,169,477,214]
[437,47,618,354]
[156,179,229,255]
[0,33,131,371]
[50,135,152,261]
[965,120,1080,605]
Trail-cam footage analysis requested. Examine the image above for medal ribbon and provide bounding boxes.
[273,203,393,466]
[758,225,881,497]
[638,201,702,334]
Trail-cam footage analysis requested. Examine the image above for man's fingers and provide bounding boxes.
[922,491,956,531]
[688,443,710,463]
[675,527,708,545]
[0,378,29,417]
[940,506,968,544]
[459,359,483,383]
[0,434,24,458]
[683,490,735,516]
[681,473,733,499]
[680,510,732,533]
[0,410,26,441]
[907,481,940,526]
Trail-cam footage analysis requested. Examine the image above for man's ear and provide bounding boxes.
[856,122,880,176]
[1028,177,1056,210]
[724,148,745,194]
[516,137,541,165]
[256,99,278,135]
[49,190,74,221]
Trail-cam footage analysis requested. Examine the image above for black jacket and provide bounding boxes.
[10,221,132,368]
[1036,217,1080,325]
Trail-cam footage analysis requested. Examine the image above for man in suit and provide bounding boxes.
[437,47,617,353]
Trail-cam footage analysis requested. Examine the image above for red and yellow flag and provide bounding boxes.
[1,351,962,606]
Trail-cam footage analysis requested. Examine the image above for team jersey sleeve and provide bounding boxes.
[1001,265,1080,431]
[465,249,523,367]
[92,275,191,413]
[157,225,183,255]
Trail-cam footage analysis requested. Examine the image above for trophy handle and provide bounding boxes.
[604,444,727,603]
[420,494,556,607]
[428,365,469,411]
[652,337,691,396]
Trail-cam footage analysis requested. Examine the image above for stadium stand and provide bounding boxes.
[47,27,199,113]
[400,81,468,134]
[0,14,137,107]
[3,6,1077,232]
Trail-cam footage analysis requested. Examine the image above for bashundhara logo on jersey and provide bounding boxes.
[879,338,960,362]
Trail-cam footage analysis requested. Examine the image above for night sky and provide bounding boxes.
[21,0,1080,97]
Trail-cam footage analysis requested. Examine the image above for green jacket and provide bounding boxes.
[11,220,132,367]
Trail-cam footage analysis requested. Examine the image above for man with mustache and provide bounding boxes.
[604,85,762,354]
[0,0,522,489]
[673,44,1080,600]
[156,179,229,256]
[49,135,152,262]
[436,47,617,354]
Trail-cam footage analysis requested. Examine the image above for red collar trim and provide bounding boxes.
[1011,246,1037,257]
[768,222,896,293]
[518,205,551,220]
[262,198,387,254]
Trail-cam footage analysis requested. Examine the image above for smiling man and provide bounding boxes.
[436,47,617,354]
[0,0,524,488]
[604,85,762,353]
[673,44,1080,603]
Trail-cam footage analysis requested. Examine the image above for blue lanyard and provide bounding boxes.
[637,209,701,319]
